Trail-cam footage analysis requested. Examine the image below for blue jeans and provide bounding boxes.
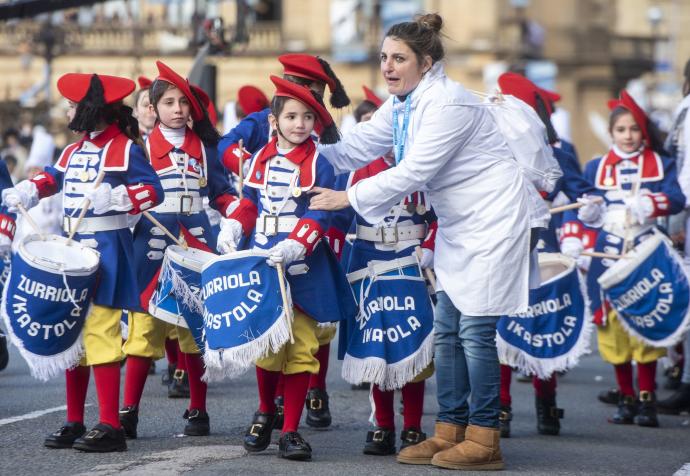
[434,291,500,428]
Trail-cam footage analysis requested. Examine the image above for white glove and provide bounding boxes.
[2,180,38,213]
[624,194,654,225]
[266,239,306,267]
[0,235,11,254]
[577,195,605,228]
[576,254,592,273]
[419,248,434,269]
[217,218,243,254]
[561,236,584,259]
[84,183,133,215]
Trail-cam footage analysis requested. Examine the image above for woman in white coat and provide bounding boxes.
[310,13,536,470]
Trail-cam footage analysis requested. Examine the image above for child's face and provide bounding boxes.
[154,85,190,129]
[271,98,315,147]
[67,100,77,123]
[135,90,156,131]
[611,111,643,154]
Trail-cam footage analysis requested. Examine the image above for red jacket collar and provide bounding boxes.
[79,123,122,149]
[351,157,390,186]
[595,147,662,188]
[148,125,203,161]
[248,137,318,188]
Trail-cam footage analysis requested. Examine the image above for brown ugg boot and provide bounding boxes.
[396,421,465,465]
[431,424,504,470]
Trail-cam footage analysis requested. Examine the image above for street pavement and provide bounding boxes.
[0,336,688,476]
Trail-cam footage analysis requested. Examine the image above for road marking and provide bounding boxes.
[675,464,690,476]
[0,404,90,426]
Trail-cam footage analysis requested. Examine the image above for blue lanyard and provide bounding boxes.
[392,95,411,165]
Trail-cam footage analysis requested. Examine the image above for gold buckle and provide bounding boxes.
[639,390,653,402]
[263,215,279,236]
[404,430,419,441]
[180,194,193,215]
[309,398,322,410]
[372,430,385,442]
[249,424,263,436]
[173,369,186,381]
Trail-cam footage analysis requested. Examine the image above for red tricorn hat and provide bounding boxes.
[190,85,218,126]
[279,54,334,91]
[137,75,152,89]
[498,72,554,115]
[607,90,650,145]
[362,85,383,108]
[238,85,269,116]
[57,73,135,104]
[270,75,334,128]
[154,60,204,121]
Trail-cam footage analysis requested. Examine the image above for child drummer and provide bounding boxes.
[119,61,238,439]
[222,76,352,461]
[561,90,685,427]
[2,73,164,452]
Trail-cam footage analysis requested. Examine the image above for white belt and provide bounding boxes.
[347,255,420,284]
[603,207,653,238]
[151,194,203,214]
[62,214,129,234]
[356,224,427,244]
[255,215,299,236]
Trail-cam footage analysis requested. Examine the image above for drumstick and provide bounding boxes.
[237,139,245,200]
[549,196,603,215]
[67,171,106,245]
[275,262,295,345]
[16,203,44,239]
[415,246,437,290]
[142,211,189,250]
[581,251,629,260]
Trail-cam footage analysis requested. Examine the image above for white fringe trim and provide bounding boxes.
[161,259,203,315]
[497,269,594,380]
[1,271,85,381]
[201,305,292,382]
[341,330,434,391]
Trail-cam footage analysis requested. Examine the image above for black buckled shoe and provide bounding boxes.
[305,388,331,428]
[363,427,396,455]
[72,423,127,452]
[184,409,210,436]
[118,405,139,439]
[278,431,312,461]
[274,396,284,430]
[168,369,190,398]
[44,422,86,449]
[162,363,175,385]
[598,387,621,405]
[635,391,659,427]
[243,412,276,452]
[664,364,682,390]
[658,383,690,415]
[608,395,637,424]
[536,397,563,435]
[400,428,426,450]
[499,405,512,438]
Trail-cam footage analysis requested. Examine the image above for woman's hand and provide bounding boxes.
[308,186,351,211]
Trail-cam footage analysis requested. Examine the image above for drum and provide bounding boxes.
[149,245,215,352]
[1,234,100,380]
[496,253,592,379]
[201,249,292,379]
[342,254,434,390]
[598,233,690,347]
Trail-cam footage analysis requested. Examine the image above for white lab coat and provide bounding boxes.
[320,62,534,316]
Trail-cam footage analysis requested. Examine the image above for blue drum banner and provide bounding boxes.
[342,274,434,390]
[497,254,592,379]
[201,250,292,379]
[599,235,690,348]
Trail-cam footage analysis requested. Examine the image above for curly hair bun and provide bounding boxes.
[416,13,443,33]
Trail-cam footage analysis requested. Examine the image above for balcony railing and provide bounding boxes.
[0,20,283,56]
